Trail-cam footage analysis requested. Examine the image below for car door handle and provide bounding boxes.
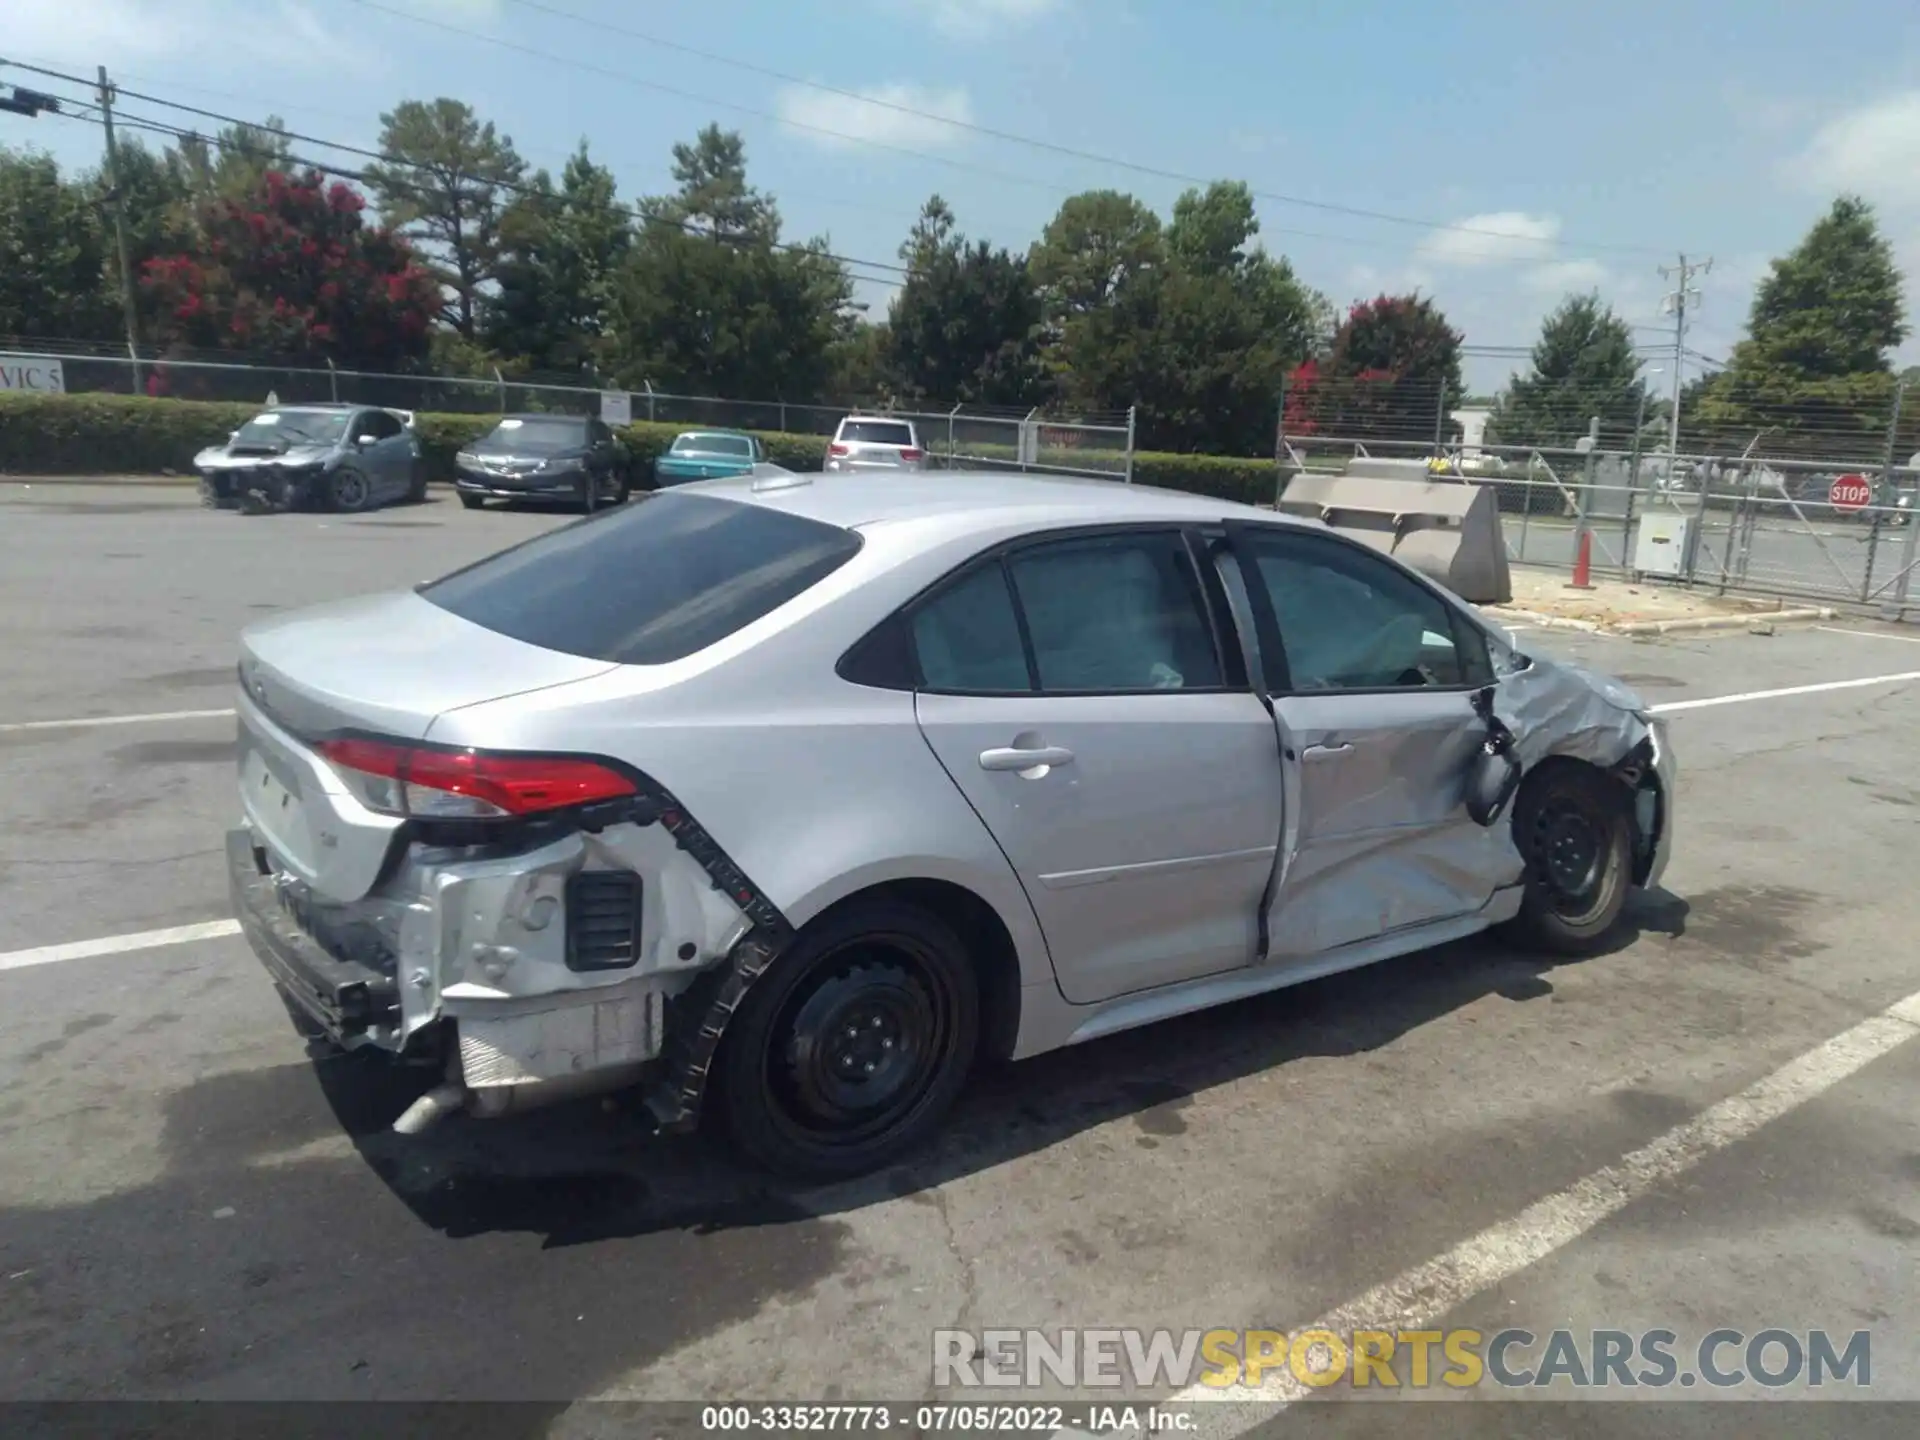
[1302,742,1353,760]
[979,745,1075,773]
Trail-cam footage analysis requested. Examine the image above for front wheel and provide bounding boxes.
[327,468,373,514]
[197,476,234,510]
[713,900,980,1181]
[1500,764,1633,956]
[578,471,599,515]
[458,492,486,510]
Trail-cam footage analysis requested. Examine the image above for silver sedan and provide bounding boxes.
[226,469,1676,1178]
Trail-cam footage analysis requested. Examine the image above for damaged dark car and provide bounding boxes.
[196,404,427,514]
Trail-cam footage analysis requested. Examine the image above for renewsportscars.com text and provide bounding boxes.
[933,1327,1872,1392]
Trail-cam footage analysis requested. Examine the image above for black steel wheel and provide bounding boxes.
[1501,764,1633,956]
[327,467,373,514]
[714,900,979,1180]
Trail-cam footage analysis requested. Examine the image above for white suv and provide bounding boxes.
[826,415,925,474]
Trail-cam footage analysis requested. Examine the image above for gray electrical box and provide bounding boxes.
[1633,513,1692,578]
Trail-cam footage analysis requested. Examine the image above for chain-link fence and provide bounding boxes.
[0,338,1137,481]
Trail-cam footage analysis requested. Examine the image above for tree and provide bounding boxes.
[638,124,777,245]
[826,318,891,402]
[1485,294,1649,448]
[0,149,117,341]
[607,131,848,400]
[884,195,1046,407]
[139,167,442,366]
[172,117,295,206]
[1133,181,1319,453]
[483,143,631,375]
[1027,190,1165,414]
[1289,293,1465,442]
[1694,196,1911,456]
[365,99,526,338]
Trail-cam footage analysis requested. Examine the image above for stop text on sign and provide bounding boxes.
[1829,474,1872,511]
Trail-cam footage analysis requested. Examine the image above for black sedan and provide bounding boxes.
[453,414,632,512]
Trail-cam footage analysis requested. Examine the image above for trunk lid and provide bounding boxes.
[236,590,619,901]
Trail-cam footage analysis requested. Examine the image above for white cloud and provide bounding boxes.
[1525,258,1610,295]
[893,0,1065,40]
[1417,212,1561,268]
[1788,90,1920,210]
[3,0,353,73]
[775,82,975,151]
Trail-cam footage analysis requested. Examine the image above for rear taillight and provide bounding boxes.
[900,447,924,462]
[828,443,850,457]
[317,738,637,820]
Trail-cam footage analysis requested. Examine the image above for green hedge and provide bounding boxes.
[0,392,1274,504]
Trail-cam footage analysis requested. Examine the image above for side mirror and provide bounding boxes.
[355,434,377,447]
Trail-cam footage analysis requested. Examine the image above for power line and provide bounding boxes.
[485,0,1674,260]
[338,0,1670,267]
[13,65,919,289]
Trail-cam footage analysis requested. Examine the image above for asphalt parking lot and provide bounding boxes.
[4,484,1920,1437]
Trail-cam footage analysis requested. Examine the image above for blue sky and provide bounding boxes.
[6,0,1920,390]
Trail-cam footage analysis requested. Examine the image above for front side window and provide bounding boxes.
[1240,529,1489,692]
[357,410,402,440]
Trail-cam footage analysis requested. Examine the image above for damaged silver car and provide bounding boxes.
[227,471,1675,1179]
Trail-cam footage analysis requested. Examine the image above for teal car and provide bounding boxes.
[653,429,765,486]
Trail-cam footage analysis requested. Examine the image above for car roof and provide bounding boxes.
[497,412,590,423]
[675,429,752,439]
[681,469,1298,534]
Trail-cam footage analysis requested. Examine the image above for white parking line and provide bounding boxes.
[1649,669,1920,714]
[1815,625,1920,645]
[1173,987,1920,1431]
[0,919,241,974]
[0,707,236,734]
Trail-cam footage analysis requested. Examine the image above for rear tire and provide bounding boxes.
[406,466,428,503]
[1500,763,1633,957]
[714,900,979,1181]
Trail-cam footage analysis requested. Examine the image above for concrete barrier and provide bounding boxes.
[1276,465,1514,604]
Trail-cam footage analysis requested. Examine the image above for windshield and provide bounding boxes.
[673,434,753,458]
[475,417,591,455]
[234,411,351,448]
[419,492,864,666]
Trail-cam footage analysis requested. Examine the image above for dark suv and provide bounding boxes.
[453,415,632,512]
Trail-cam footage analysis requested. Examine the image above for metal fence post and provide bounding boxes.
[1864,378,1906,603]
[644,380,656,423]
[325,357,338,403]
[1431,386,1447,459]
[492,366,505,413]
[948,402,960,465]
[1124,405,1137,484]
[1272,373,1288,507]
[1885,379,1919,619]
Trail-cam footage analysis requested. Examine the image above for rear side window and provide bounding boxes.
[838,420,915,446]
[420,493,863,665]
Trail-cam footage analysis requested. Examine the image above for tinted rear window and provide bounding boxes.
[476,417,590,453]
[674,434,753,456]
[418,492,863,665]
[838,421,915,446]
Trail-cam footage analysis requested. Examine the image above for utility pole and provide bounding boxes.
[1657,253,1710,468]
[96,66,144,393]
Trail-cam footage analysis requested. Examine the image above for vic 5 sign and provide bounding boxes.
[0,355,66,393]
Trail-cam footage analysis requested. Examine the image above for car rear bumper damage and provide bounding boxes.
[229,747,798,1133]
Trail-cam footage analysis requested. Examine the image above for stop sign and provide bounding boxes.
[1830,474,1873,511]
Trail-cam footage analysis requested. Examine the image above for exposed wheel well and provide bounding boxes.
[1516,746,1660,884]
[803,879,1023,1066]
